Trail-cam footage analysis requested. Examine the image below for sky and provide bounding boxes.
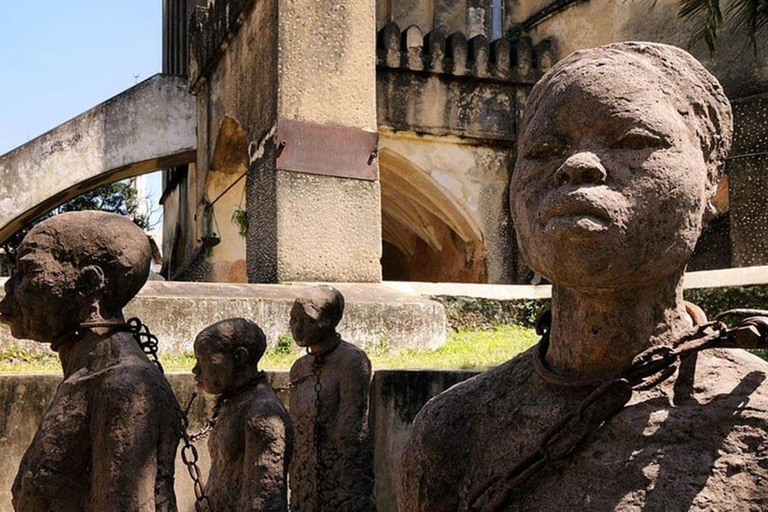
[0,1,165,221]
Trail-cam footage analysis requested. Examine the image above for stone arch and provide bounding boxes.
[379,148,487,282]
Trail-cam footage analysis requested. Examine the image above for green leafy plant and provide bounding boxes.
[231,207,249,238]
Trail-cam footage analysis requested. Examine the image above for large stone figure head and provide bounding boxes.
[0,211,151,346]
[510,42,733,290]
[289,285,345,348]
[193,318,267,394]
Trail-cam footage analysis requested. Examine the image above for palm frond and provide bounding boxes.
[726,0,768,54]
[678,0,725,54]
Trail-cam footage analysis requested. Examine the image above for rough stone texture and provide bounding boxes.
[275,171,382,283]
[0,281,447,354]
[192,319,293,511]
[288,287,375,511]
[0,369,474,512]
[401,348,768,511]
[0,75,196,245]
[0,212,181,511]
[278,0,377,131]
[399,43,768,511]
[728,94,768,267]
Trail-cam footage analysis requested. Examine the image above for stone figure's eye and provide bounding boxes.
[611,129,670,151]
[524,139,565,160]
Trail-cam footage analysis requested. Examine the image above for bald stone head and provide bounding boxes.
[193,318,267,395]
[510,42,733,291]
[289,286,345,348]
[0,211,151,345]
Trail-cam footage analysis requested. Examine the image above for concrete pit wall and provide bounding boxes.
[0,369,478,512]
[0,281,447,355]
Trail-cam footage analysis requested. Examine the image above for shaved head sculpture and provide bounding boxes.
[398,42,768,512]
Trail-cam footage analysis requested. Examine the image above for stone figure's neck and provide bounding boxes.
[58,324,134,378]
[546,271,692,380]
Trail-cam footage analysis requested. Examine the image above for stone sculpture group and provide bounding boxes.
[3,41,768,512]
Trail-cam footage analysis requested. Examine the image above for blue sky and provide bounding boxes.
[0,1,164,217]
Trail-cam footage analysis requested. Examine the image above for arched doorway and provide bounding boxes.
[379,149,486,282]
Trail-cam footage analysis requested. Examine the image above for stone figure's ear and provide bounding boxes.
[234,346,249,366]
[77,265,106,298]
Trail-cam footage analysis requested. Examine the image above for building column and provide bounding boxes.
[189,0,382,283]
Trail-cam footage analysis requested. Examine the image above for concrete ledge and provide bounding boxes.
[386,265,768,300]
[0,281,446,354]
[0,369,478,512]
[0,74,196,244]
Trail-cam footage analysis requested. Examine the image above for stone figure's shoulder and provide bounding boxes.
[415,347,537,426]
[337,339,372,366]
[694,349,768,411]
[406,348,536,463]
[290,353,313,379]
[248,384,291,423]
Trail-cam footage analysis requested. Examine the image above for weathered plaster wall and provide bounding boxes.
[187,0,382,284]
[190,0,280,282]
[515,0,768,99]
[0,369,477,512]
[0,75,196,245]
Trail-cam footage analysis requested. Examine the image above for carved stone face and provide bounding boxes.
[0,211,150,345]
[0,230,85,343]
[289,302,316,348]
[193,326,239,395]
[510,60,709,290]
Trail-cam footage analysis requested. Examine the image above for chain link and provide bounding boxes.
[469,309,768,511]
[312,355,325,511]
[180,394,214,512]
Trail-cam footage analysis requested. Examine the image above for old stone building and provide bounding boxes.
[159,0,768,284]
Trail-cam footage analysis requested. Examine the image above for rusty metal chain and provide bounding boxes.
[78,317,164,373]
[312,355,325,511]
[180,394,214,512]
[125,317,164,373]
[469,309,768,511]
[272,367,318,393]
[186,373,267,441]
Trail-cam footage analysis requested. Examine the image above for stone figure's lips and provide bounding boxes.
[539,194,612,235]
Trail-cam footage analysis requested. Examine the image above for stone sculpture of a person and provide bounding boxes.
[398,42,768,511]
[191,318,293,511]
[0,211,181,512]
[288,285,375,511]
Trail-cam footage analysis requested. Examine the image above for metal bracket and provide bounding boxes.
[275,119,379,181]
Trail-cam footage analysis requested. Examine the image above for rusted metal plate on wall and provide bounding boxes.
[276,119,379,181]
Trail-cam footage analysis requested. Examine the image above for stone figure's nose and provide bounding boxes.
[553,152,607,186]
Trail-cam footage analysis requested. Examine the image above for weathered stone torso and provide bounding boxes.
[399,346,768,511]
[12,333,180,512]
[289,340,375,512]
[206,382,293,512]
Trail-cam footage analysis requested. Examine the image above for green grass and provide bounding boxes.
[0,325,538,374]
